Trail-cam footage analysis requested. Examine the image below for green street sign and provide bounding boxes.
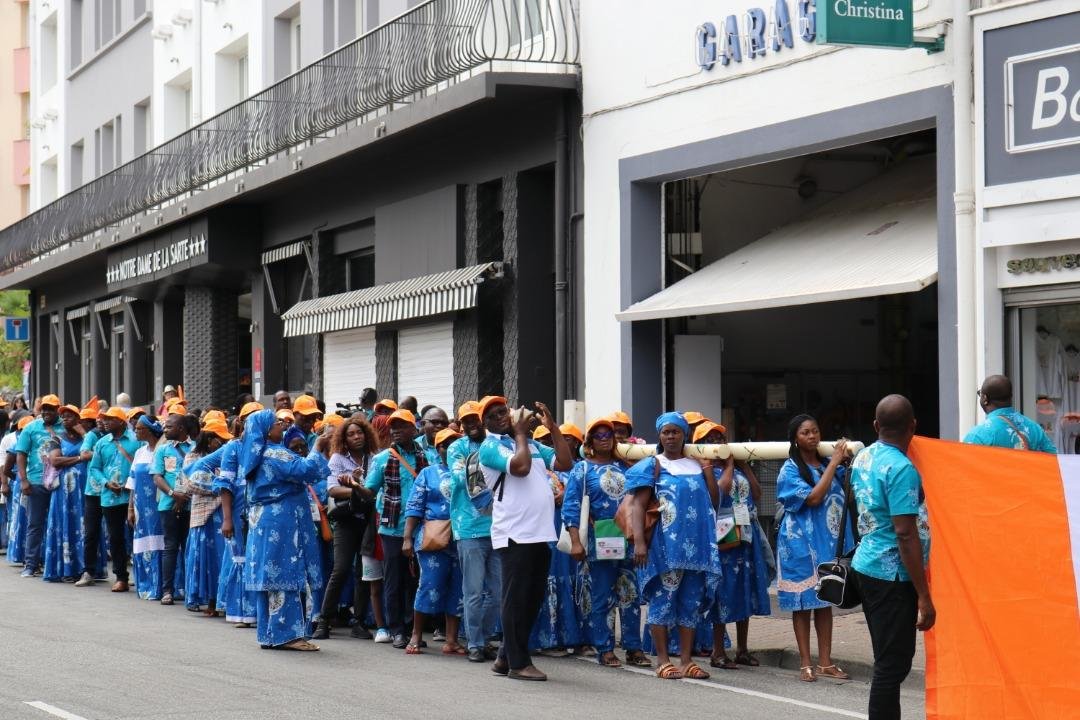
[818,0,913,49]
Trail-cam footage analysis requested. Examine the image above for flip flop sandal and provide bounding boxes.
[709,655,739,670]
[682,663,710,680]
[816,664,850,680]
[734,652,760,667]
[799,666,817,682]
[625,651,653,668]
[280,639,320,651]
[598,652,622,667]
[405,643,424,655]
[441,644,467,656]
[655,662,683,680]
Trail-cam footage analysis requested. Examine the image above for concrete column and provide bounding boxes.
[182,286,238,411]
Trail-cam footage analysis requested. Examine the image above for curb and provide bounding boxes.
[752,648,925,688]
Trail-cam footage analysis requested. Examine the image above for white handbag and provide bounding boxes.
[556,492,589,554]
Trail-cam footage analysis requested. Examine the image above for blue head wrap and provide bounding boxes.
[237,409,276,481]
[654,411,689,436]
[282,425,306,452]
[137,415,163,436]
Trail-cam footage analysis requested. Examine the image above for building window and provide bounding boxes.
[291,17,302,72]
[69,0,83,70]
[134,99,150,154]
[164,71,193,139]
[41,14,58,90]
[237,54,249,100]
[346,249,375,291]
[69,140,84,190]
[81,320,93,399]
[110,310,125,400]
[214,39,249,112]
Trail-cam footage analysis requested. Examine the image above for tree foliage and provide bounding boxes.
[0,290,29,391]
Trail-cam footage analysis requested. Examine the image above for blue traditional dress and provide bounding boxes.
[775,458,852,611]
[203,441,257,624]
[6,431,27,564]
[239,410,329,647]
[530,470,587,651]
[405,463,462,617]
[41,432,86,581]
[561,458,641,655]
[182,453,225,611]
[625,452,722,631]
[708,465,772,625]
[128,443,165,600]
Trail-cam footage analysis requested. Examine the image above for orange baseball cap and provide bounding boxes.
[275,409,296,422]
[60,404,81,416]
[102,406,128,421]
[683,411,708,426]
[292,395,321,416]
[559,423,584,444]
[165,398,187,415]
[80,396,100,420]
[692,420,727,443]
[202,418,234,440]
[202,410,226,425]
[478,395,508,418]
[16,415,33,430]
[388,409,416,425]
[126,407,146,421]
[457,400,481,421]
[40,394,61,408]
[374,398,398,413]
[323,414,344,428]
[532,425,550,440]
[435,427,463,447]
[608,411,633,429]
[585,416,614,437]
[239,401,264,418]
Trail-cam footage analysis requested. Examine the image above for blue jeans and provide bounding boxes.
[23,485,51,571]
[457,536,502,650]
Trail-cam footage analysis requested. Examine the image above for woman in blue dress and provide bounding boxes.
[238,409,329,650]
[627,412,722,681]
[182,418,232,615]
[563,416,650,668]
[776,414,852,683]
[6,416,32,565]
[42,405,86,582]
[401,428,465,655]
[694,421,772,670]
[528,424,588,656]
[125,416,165,599]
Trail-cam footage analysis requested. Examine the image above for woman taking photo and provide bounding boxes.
[313,413,379,640]
[694,421,772,670]
[563,417,649,668]
[776,414,852,682]
[238,409,330,651]
[627,412,722,681]
[42,405,86,582]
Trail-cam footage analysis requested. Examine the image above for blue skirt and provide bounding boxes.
[42,478,84,581]
[7,494,27,564]
[185,508,225,609]
[529,542,587,650]
[713,532,772,623]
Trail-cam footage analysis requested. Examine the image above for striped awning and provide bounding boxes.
[282,262,501,337]
[261,240,307,266]
[93,296,137,313]
[65,306,90,320]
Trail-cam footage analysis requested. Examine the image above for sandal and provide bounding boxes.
[816,664,850,680]
[681,663,710,680]
[441,643,467,656]
[405,642,424,655]
[598,651,622,668]
[709,654,738,670]
[734,651,760,667]
[625,650,653,668]
[799,666,817,682]
[280,639,320,651]
[655,662,683,680]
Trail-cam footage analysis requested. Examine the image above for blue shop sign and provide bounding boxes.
[696,0,816,70]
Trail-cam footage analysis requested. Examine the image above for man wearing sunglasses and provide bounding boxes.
[964,375,1056,452]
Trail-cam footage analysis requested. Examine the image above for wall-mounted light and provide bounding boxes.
[169,57,180,64]
[172,9,193,26]
[151,25,174,40]
[41,145,50,152]
[222,22,233,31]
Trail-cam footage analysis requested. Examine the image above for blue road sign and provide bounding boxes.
[4,317,29,342]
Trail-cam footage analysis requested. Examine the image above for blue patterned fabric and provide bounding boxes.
[445,436,489,540]
[963,407,1056,452]
[129,445,164,600]
[775,459,852,611]
[89,429,139,508]
[256,590,309,647]
[7,492,26,564]
[14,418,63,486]
[201,440,257,623]
[42,433,86,581]
[530,471,587,650]
[184,507,225,610]
[415,549,463,615]
[707,467,771,623]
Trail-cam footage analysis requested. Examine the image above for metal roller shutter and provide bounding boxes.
[397,321,454,413]
[322,327,377,412]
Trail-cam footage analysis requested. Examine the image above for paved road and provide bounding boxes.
[0,566,924,720]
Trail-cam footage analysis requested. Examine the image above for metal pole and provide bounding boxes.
[554,95,569,421]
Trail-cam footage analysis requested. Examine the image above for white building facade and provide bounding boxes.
[579,0,969,443]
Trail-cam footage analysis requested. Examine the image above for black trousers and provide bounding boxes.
[102,505,129,583]
[380,534,417,636]
[320,516,367,619]
[82,494,103,576]
[161,506,190,595]
[856,571,918,720]
[497,540,551,670]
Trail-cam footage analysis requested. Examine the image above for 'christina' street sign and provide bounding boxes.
[818,0,913,49]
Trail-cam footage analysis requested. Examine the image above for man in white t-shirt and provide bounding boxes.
[477,396,572,681]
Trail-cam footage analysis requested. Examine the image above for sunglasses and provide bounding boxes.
[591,430,614,440]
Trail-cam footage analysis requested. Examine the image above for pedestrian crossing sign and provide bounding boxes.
[4,317,29,342]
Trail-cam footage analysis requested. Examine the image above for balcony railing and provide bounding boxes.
[1,0,578,273]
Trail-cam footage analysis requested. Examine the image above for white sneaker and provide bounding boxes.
[374,628,392,644]
[74,572,95,587]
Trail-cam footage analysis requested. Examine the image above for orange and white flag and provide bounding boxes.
[908,437,1080,719]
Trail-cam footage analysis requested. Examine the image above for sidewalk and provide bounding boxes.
[743,595,925,687]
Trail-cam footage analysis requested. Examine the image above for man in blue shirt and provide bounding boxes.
[964,375,1056,452]
[15,394,62,577]
[850,394,934,720]
[151,412,193,605]
[416,406,449,466]
[87,407,141,592]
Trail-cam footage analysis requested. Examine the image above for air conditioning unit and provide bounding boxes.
[172,9,193,26]
[151,25,174,40]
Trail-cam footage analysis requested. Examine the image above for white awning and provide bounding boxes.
[261,240,307,266]
[93,295,137,313]
[617,163,938,321]
[65,306,90,320]
[282,262,502,337]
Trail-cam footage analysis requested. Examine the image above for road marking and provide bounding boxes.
[23,701,89,720]
[576,657,869,719]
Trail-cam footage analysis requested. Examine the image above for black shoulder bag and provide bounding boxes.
[815,473,862,609]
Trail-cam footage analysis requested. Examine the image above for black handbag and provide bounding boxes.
[815,475,862,609]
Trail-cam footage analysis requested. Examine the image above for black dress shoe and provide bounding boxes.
[491,657,510,676]
[312,621,330,640]
[468,648,485,663]
[350,625,373,640]
[482,644,499,660]
[392,633,408,649]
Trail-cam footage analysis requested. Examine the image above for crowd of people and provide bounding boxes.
[24,375,1051,717]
